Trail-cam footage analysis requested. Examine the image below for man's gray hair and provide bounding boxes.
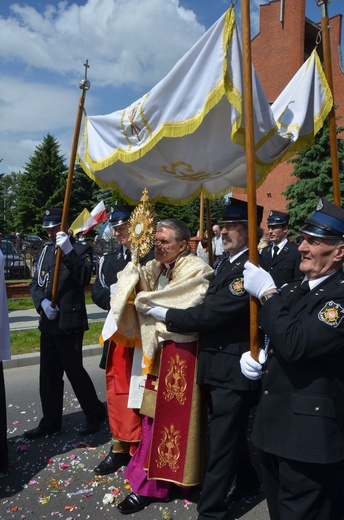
[157,219,191,243]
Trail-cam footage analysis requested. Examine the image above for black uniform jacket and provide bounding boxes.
[166,251,261,391]
[92,248,154,311]
[253,269,344,464]
[259,240,302,288]
[30,239,92,335]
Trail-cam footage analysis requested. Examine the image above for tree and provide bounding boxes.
[69,166,101,223]
[284,121,344,236]
[14,134,67,234]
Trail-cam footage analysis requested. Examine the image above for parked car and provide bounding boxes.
[1,239,31,279]
[22,235,44,251]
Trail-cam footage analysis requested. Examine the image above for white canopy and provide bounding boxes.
[77,6,332,204]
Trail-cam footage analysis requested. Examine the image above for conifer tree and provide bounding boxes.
[284,120,344,236]
[14,134,67,234]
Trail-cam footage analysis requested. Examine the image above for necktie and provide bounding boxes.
[123,248,131,261]
[272,245,279,257]
[289,281,310,306]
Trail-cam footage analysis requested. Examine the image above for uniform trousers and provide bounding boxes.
[39,331,105,431]
[0,362,8,473]
[197,385,258,520]
[260,450,344,520]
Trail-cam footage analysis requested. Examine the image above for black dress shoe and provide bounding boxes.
[24,426,60,440]
[94,451,131,475]
[79,416,107,436]
[117,492,152,515]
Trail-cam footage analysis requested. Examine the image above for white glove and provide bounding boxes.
[145,305,168,322]
[243,261,277,299]
[56,231,73,255]
[240,349,267,381]
[41,298,59,320]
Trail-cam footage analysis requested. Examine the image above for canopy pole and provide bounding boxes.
[317,0,341,205]
[205,197,214,267]
[241,0,259,361]
[51,61,91,307]
[199,193,204,237]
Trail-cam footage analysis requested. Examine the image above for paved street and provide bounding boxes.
[1,306,269,519]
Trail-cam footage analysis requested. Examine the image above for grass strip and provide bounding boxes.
[10,322,103,356]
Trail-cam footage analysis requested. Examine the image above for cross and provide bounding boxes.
[84,59,90,81]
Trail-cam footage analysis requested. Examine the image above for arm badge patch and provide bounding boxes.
[229,278,245,296]
[318,301,344,328]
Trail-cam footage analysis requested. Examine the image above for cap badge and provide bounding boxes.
[45,210,50,216]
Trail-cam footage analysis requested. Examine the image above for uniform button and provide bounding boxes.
[314,407,320,412]
[218,346,223,350]
[269,349,274,355]
[264,390,269,395]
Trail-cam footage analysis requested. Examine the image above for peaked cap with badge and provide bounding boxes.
[267,210,289,227]
[300,198,344,239]
[220,197,264,226]
[109,205,135,227]
[42,208,63,229]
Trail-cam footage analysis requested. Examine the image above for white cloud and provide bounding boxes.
[0,0,206,89]
[0,0,209,173]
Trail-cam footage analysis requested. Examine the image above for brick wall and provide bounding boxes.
[234,0,344,231]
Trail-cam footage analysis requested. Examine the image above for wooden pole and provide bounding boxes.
[51,61,91,307]
[317,0,341,205]
[199,193,204,237]
[241,0,259,361]
[205,198,214,267]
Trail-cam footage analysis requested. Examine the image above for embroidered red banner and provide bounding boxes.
[147,340,198,483]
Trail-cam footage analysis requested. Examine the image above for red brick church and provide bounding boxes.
[235,0,344,228]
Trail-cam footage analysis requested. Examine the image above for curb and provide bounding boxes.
[3,344,101,370]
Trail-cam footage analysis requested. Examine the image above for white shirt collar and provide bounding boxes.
[272,238,288,252]
[229,248,248,263]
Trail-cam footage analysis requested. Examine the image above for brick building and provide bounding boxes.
[234,0,344,229]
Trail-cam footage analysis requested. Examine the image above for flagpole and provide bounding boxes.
[241,0,260,361]
[51,61,91,307]
[317,0,341,205]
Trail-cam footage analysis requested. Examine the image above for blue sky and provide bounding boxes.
[0,0,343,174]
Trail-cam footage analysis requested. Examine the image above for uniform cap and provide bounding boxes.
[42,208,62,229]
[300,198,344,239]
[108,205,134,227]
[267,210,289,226]
[220,198,264,226]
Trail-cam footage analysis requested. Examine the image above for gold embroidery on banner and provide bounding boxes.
[156,424,180,472]
[162,161,223,182]
[164,354,187,405]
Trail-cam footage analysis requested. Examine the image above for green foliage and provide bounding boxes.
[14,134,67,234]
[68,165,100,222]
[284,121,344,236]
